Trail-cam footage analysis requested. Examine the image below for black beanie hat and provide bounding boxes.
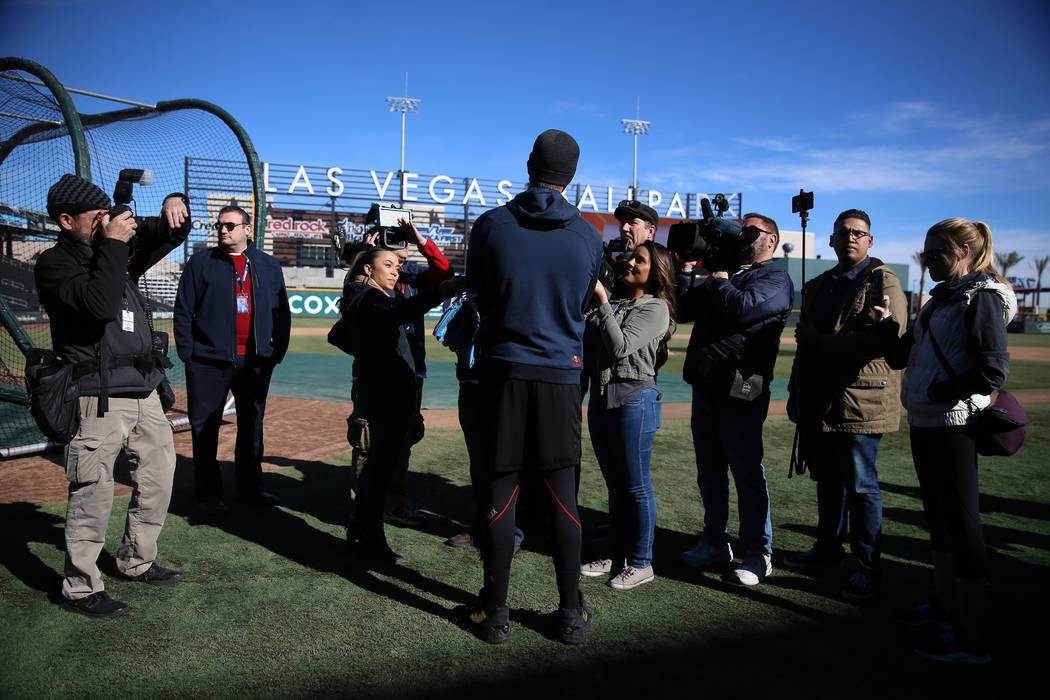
[527,129,579,187]
[46,174,111,221]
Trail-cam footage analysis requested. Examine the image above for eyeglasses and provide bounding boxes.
[617,200,643,209]
[833,227,871,241]
[740,224,774,238]
[214,221,248,232]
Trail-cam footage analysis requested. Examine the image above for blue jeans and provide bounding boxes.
[589,388,661,568]
[811,432,883,574]
[690,387,772,555]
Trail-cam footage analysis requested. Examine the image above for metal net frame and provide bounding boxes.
[0,57,263,457]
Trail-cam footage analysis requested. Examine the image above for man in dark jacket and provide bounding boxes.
[35,174,190,619]
[458,129,602,645]
[783,209,907,601]
[174,205,291,515]
[678,213,793,587]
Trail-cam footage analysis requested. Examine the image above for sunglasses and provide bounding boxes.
[214,221,247,232]
[617,199,643,209]
[740,224,774,238]
[833,227,871,241]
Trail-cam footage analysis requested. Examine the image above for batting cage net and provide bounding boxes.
[0,58,261,456]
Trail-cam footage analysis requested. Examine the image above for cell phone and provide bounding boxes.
[866,269,885,309]
[791,190,813,214]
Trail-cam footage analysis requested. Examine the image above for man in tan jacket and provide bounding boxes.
[784,208,907,601]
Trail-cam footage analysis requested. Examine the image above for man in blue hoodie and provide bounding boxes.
[456,130,602,645]
[174,205,291,515]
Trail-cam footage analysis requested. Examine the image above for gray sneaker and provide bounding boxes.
[608,565,655,590]
[730,551,772,586]
[682,539,733,568]
[580,559,615,577]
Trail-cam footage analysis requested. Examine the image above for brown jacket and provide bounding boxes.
[787,257,906,434]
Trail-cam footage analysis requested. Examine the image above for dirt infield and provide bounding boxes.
[5,390,1050,507]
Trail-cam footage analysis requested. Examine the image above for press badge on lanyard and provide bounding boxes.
[236,260,250,314]
[121,309,134,332]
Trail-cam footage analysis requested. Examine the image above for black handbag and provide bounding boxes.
[24,348,81,443]
[925,314,1027,457]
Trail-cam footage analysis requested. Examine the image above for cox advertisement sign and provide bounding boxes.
[287,289,341,317]
[287,288,443,319]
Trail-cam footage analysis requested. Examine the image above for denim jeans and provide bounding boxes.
[812,432,883,575]
[589,388,661,568]
[690,387,772,555]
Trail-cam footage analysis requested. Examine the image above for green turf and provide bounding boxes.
[2,406,1046,697]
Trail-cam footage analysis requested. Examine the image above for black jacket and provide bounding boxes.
[339,278,443,415]
[173,241,291,363]
[34,199,190,397]
[678,259,793,392]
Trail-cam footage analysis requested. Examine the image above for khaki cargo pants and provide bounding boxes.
[62,391,176,600]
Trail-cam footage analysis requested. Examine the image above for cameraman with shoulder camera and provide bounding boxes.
[35,174,190,619]
[676,212,793,587]
[174,205,291,516]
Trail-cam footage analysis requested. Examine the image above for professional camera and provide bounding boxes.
[365,203,414,249]
[666,194,754,272]
[598,238,634,292]
[93,168,154,246]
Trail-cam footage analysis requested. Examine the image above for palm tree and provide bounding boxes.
[912,250,927,316]
[1033,256,1049,314]
[995,251,1024,282]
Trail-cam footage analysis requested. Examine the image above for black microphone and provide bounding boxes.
[700,197,714,220]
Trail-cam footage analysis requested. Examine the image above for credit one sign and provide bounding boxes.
[262,162,740,220]
[286,288,442,319]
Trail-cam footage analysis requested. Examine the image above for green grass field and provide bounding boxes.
[1,314,1047,697]
[2,410,1047,696]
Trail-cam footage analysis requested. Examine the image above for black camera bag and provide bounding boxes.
[25,348,84,443]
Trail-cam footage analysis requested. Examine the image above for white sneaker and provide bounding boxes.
[681,539,733,569]
[608,565,655,590]
[580,559,614,577]
[730,551,772,586]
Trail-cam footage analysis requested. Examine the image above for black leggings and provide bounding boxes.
[910,425,987,579]
[483,465,581,611]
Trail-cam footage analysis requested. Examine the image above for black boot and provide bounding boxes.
[557,590,594,644]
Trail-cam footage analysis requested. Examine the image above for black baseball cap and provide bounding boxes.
[614,199,659,227]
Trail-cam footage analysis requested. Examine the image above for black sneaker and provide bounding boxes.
[782,546,843,571]
[841,571,878,602]
[452,604,511,644]
[383,507,426,528]
[125,563,184,585]
[557,591,594,645]
[914,631,991,665]
[60,591,129,619]
[347,531,405,567]
[896,602,955,630]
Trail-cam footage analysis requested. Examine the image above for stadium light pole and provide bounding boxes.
[621,117,650,200]
[386,85,421,206]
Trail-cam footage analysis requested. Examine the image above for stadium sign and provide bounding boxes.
[262,162,740,220]
[287,289,341,317]
[286,288,444,319]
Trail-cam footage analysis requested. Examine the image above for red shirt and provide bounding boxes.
[230,253,252,356]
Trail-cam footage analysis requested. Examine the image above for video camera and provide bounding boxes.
[365,203,414,249]
[597,237,635,291]
[666,194,755,272]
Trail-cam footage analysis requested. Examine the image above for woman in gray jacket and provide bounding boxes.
[887,218,1016,665]
[580,241,676,590]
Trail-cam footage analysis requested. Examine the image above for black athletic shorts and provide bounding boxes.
[481,378,582,473]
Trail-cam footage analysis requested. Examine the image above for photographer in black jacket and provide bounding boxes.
[35,174,190,619]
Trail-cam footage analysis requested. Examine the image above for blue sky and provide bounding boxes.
[3,0,1049,290]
